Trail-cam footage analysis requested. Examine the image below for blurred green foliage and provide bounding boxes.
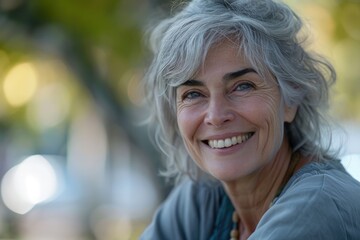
[0,0,156,153]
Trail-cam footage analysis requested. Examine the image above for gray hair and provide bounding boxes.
[144,0,337,181]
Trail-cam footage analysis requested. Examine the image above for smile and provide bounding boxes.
[207,132,254,149]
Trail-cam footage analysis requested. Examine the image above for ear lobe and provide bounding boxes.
[284,105,298,123]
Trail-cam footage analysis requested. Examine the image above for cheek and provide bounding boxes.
[244,93,285,144]
[240,95,282,122]
[259,97,285,153]
[176,108,200,141]
[252,89,284,121]
[176,108,204,165]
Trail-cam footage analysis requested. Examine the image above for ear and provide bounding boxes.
[284,104,298,123]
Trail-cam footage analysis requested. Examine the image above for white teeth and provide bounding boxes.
[208,133,253,149]
[217,140,224,148]
[224,138,232,147]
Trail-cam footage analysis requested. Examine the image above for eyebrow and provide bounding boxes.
[223,68,257,81]
[179,68,257,87]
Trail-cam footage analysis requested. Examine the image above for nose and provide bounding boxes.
[204,97,235,127]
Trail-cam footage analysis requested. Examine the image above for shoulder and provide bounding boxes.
[285,160,360,207]
[250,160,360,240]
[140,178,225,240]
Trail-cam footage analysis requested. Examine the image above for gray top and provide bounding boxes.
[141,160,360,239]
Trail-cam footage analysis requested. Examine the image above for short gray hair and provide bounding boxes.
[144,0,337,181]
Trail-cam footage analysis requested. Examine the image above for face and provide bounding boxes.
[175,41,296,182]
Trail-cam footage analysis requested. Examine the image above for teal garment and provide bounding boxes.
[209,194,234,240]
[141,160,360,240]
[141,179,225,239]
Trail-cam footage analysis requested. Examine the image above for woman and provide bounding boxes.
[141,0,360,239]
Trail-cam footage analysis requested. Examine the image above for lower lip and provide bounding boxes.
[207,135,254,155]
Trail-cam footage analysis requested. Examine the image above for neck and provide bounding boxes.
[222,139,297,236]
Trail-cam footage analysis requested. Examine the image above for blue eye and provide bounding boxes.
[235,82,254,92]
[183,91,202,100]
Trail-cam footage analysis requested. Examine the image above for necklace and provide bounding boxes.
[229,152,301,240]
[230,211,240,240]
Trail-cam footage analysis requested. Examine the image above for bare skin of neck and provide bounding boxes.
[222,138,307,240]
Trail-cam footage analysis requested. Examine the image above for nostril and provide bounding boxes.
[204,112,235,127]
[204,99,235,127]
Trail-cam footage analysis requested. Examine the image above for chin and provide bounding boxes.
[207,167,247,182]
[208,159,264,182]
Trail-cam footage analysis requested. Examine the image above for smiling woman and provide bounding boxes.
[141,0,360,239]
[175,41,295,181]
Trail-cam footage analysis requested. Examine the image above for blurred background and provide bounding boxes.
[0,0,359,239]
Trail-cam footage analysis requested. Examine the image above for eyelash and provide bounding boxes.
[180,81,255,101]
[234,82,255,92]
[182,91,203,101]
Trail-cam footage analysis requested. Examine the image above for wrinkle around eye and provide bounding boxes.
[176,99,195,114]
[233,81,255,92]
[176,92,207,112]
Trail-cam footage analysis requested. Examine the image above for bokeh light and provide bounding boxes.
[1,155,59,214]
[3,62,39,107]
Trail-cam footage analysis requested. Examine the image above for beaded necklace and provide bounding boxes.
[229,152,300,240]
[230,211,240,240]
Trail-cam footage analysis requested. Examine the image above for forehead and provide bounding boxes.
[196,40,252,77]
[191,39,279,89]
